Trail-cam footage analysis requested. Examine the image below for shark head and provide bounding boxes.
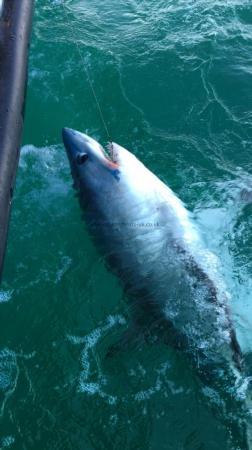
[62,128,123,194]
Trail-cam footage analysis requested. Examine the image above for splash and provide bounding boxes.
[0,290,13,304]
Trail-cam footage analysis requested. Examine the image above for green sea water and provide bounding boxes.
[1,0,252,448]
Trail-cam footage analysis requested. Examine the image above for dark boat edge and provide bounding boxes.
[0,0,34,280]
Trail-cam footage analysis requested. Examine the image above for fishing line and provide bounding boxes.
[62,1,115,157]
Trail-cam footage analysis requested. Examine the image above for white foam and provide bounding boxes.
[1,436,15,448]
[78,381,117,405]
[55,256,72,283]
[19,144,64,175]
[68,315,126,403]
[0,350,17,392]
[0,290,13,304]
[135,377,162,402]
[0,349,35,419]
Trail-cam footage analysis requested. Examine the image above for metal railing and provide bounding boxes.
[0,0,4,18]
[0,0,34,279]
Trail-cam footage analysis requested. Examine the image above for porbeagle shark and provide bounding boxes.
[63,128,252,449]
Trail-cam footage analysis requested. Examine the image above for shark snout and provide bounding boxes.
[62,127,77,156]
[62,127,90,163]
[62,127,84,149]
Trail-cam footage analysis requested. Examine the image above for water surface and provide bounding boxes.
[1,0,252,448]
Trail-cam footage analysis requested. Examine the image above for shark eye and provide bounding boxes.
[76,153,88,165]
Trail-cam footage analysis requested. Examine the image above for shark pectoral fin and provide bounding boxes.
[106,315,188,359]
[149,316,189,352]
[105,324,144,359]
